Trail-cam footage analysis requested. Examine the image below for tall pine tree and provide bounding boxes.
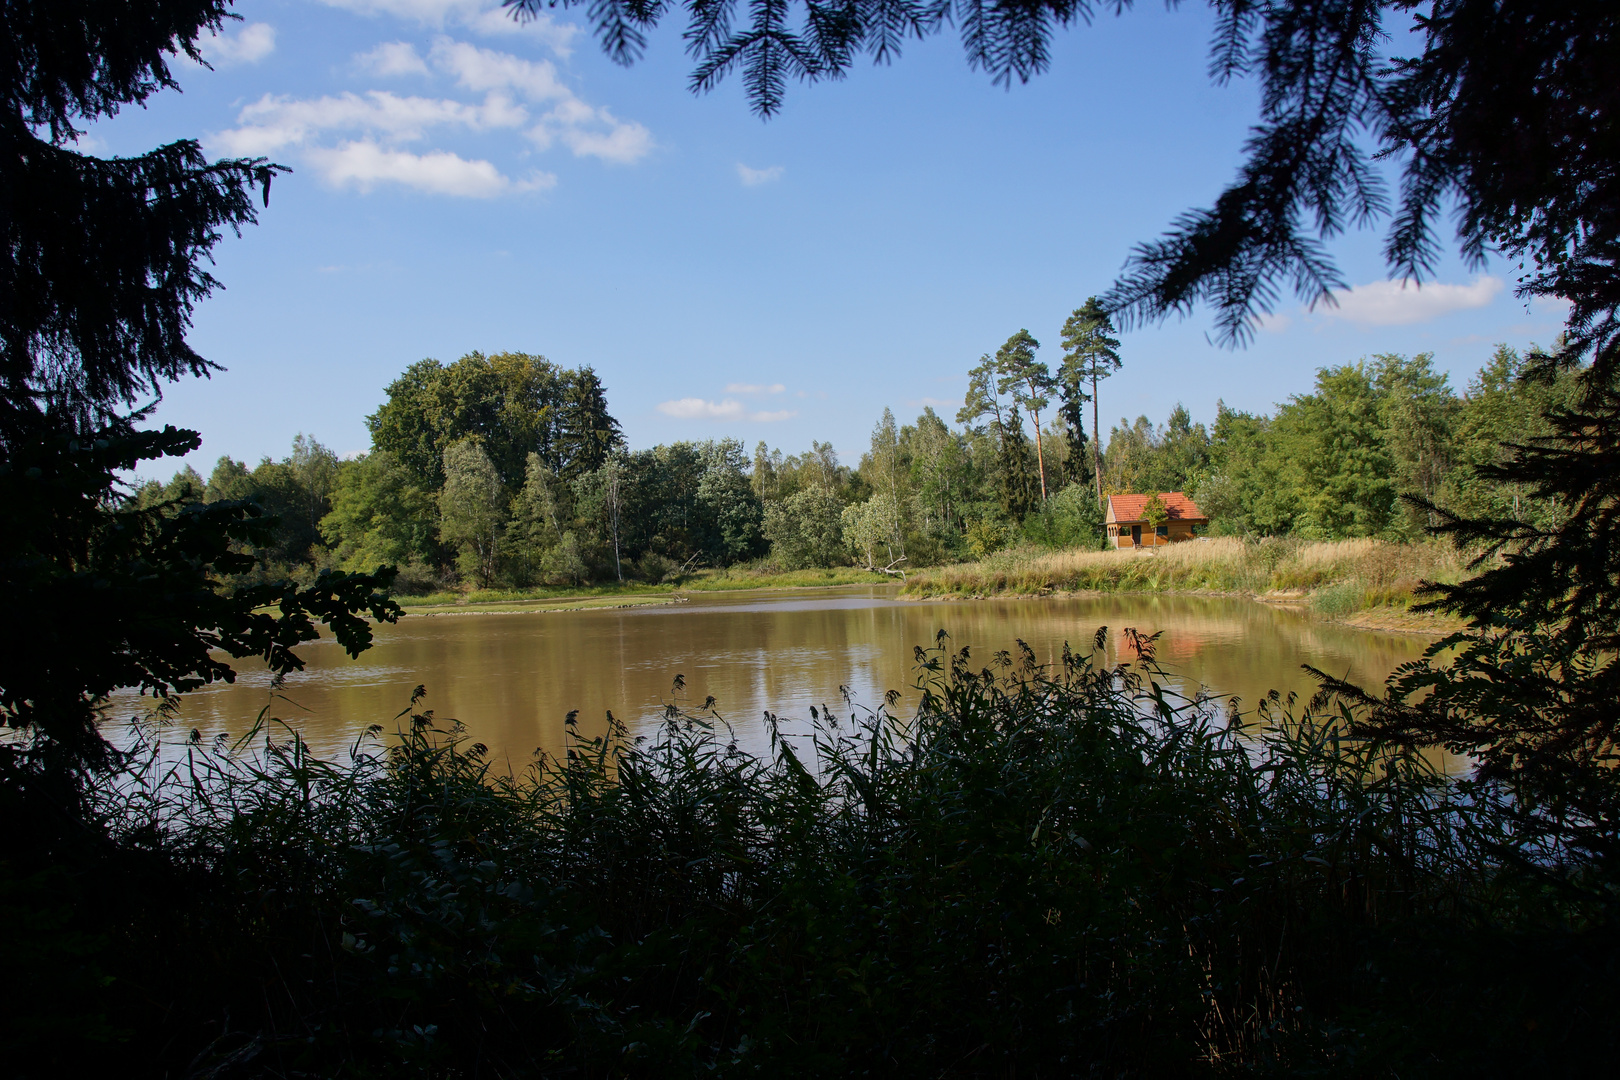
[0,4,399,769]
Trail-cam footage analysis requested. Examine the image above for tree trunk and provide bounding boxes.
[1091,374,1104,506]
[1028,401,1048,502]
[607,467,623,581]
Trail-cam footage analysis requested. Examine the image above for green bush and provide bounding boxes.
[1311,579,1363,616]
[1023,484,1107,550]
[965,516,1014,559]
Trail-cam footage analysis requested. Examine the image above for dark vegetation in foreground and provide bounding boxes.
[8,636,1617,1078]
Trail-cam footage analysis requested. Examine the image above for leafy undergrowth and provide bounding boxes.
[905,537,1473,619]
[3,634,1613,1077]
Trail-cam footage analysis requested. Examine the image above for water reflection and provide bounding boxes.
[105,587,1438,762]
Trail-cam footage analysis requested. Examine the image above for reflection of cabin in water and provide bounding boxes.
[1105,492,1209,548]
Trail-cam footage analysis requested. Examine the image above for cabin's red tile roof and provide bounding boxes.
[1106,492,1208,522]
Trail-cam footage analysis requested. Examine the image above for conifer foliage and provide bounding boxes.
[513,0,1617,367]
[0,3,398,767]
[0,1,287,431]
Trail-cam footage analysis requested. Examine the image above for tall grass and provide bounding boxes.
[904,537,1473,617]
[7,634,1611,1076]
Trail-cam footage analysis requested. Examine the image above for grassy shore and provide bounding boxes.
[395,565,894,612]
[903,536,1474,628]
[681,564,893,590]
[393,543,1471,627]
[396,580,674,611]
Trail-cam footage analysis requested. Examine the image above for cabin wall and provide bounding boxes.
[1106,521,1202,548]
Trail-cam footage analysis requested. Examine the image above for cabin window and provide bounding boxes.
[1155,525,1168,538]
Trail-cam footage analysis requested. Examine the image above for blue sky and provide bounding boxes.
[82,0,1570,476]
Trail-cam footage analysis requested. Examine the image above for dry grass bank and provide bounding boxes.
[903,537,1474,625]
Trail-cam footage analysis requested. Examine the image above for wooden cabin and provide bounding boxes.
[1105,492,1208,548]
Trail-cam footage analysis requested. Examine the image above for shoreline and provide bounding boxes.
[392,568,897,616]
[898,538,1473,637]
[903,584,1462,635]
[391,573,1464,635]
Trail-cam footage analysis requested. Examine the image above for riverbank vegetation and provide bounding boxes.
[393,566,894,610]
[132,343,1571,611]
[904,537,1474,622]
[11,639,1617,1077]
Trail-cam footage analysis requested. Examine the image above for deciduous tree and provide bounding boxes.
[321,449,437,571]
[439,441,506,587]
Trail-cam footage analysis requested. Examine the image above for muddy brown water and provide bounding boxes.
[104,587,1441,763]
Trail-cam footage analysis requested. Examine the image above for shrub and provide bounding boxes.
[965,516,1014,559]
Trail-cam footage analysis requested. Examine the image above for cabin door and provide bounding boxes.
[1130,525,1141,547]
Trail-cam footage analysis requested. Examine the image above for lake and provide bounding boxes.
[105,587,1440,763]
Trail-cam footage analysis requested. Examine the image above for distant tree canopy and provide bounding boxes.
[1104,347,1582,541]
[368,352,621,491]
[128,336,1567,599]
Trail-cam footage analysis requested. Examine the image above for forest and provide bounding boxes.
[134,340,1581,593]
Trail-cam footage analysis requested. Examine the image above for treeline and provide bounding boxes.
[1097,345,1580,539]
[135,343,1575,592]
[134,345,1111,592]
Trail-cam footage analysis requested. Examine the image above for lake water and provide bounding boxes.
[105,587,1440,763]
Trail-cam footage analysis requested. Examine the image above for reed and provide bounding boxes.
[7,634,1610,1076]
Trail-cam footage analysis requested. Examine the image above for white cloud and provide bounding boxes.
[307,140,553,196]
[1319,276,1504,326]
[726,382,786,395]
[422,40,656,164]
[554,115,654,163]
[198,21,277,66]
[318,0,578,54]
[467,6,579,52]
[658,398,796,422]
[430,37,569,99]
[736,163,784,186]
[216,34,649,195]
[659,398,744,420]
[355,41,433,77]
[214,90,526,156]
